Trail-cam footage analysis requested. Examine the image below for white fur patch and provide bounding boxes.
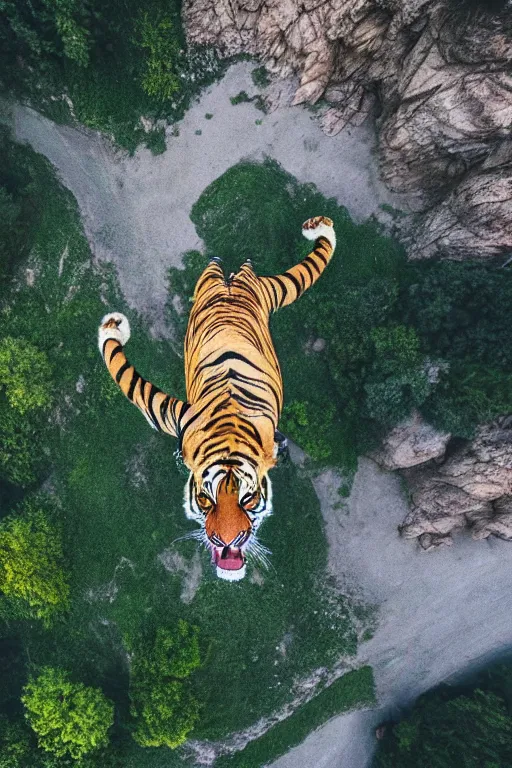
[302,222,336,251]
[98,312,131,354]
[216,564,247,581]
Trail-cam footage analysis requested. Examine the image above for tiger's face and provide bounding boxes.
[184,465,272,581]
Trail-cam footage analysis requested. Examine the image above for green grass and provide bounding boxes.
[0,135,365,765]
[216,666,375,768]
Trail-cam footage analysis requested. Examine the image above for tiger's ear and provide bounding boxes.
[98,312,188,438]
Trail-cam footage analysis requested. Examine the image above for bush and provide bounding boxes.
[129,621,201,748]
[0,500,69,623]
[135,12,181,101]
[22,667,114,759]
[0,337,52,414]
[374,687,512,768]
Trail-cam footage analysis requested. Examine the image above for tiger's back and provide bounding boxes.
[182,261,282,482]
[98,216,336,580]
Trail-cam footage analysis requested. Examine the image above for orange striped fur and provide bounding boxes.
[98,216,335,580]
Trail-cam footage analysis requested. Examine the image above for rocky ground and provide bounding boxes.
[184,0,512,263]
[5,60,512,768]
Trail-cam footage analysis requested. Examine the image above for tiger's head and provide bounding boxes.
[183,464,272,581]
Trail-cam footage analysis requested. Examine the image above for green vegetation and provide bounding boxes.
[130,622,201,748]
[216,667,375,768]
[167,159,512,474]
[22,667,114,758]
[0,499,69,624]
[374,664,512,768]
[251,66,271,88]
[230,91,267,112]
[0,132,365,766]
[0,0,226,152]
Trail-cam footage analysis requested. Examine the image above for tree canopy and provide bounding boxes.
[22,667,114,759]
[129,620,201,748]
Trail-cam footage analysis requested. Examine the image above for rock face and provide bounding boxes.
[369,410,451,471]
[184,0,512,260]
[398,421,512,548]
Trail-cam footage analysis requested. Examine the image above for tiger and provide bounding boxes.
[98,215,336,581]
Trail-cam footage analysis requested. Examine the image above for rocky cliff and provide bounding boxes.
[372,415,512,548]
[184,0,512,261]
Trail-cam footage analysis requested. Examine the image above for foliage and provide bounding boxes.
[251,66,271,88]
[135,13,180,101]
[0,337,52,414]
[280,400,336,461]
[0,0,227,153]
[22,667,114,759]
[0,499,69,624]
[216,666,375,768]
[129,622,201,748]
[374,687,512,768]
[0,187,22,282]
[0,716,32,768]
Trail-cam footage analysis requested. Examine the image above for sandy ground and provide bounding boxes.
[5,61,394,336]
[273,460,512,768]
[6,60,512,768]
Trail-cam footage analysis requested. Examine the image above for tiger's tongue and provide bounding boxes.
[213,547,245,571]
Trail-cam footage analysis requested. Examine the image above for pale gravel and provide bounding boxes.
[4,60,511,768]
[5,61,394,336]
[272,459,512,768]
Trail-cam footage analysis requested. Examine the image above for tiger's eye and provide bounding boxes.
[197,493,213,510]
[244,492,260,510]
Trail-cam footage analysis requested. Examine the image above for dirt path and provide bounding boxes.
[5,61,394,336]
[272,459,512,768]
[6,61,511,768]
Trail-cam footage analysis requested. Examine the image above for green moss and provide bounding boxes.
[251,66,271,88]
[215,666,375,768]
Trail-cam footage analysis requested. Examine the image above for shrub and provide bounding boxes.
[129,621,201,748]
[136,12,181,101]
[374,687,512,768]
[0,500,69,623]
[0,337,52,414]
[22,667,114,759]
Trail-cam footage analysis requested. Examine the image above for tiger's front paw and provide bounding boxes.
[302,216,336,250]
[98,312,130,353]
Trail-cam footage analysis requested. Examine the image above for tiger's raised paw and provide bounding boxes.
[302,216,336,250]
[98,312,131,353]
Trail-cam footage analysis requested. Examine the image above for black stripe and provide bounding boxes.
[147,384,159,427]
[304,255,321,275]
[273,276,288,308]
[314,249,328,266]
[160,394,171,425]
[302,259,314,283]
[128,372,140,401]
[198,351,267,375]
[115,362,130,384]
[237,422,263,448]
[283,270,302,295]
[109,345,123,363]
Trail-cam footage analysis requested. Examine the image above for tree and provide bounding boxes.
[22,668,114,759]
[0,716,32,768]
[0,500,69,623]
[135,12,181,100]
[0,337,52,414]
[129,621,201,748]
[0,337,52,486]
[375,688,512,768]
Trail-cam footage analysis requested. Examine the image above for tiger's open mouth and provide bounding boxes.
[213,546,246,581]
